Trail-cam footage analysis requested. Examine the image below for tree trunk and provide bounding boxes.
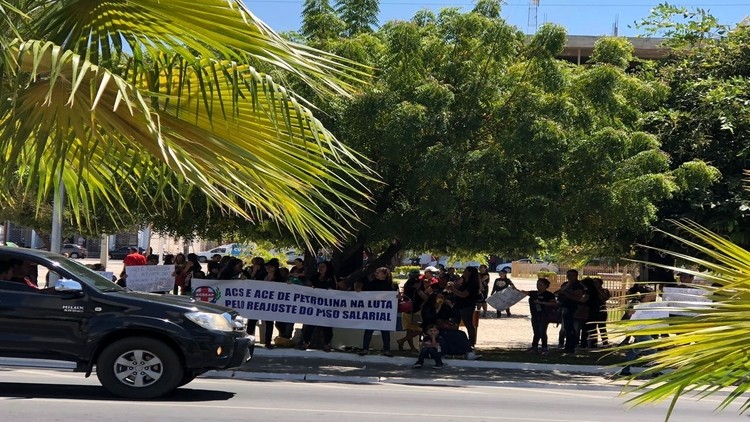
[343,239,402,285]
[331,237,366,279]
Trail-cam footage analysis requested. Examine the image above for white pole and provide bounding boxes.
[49,181,65,255]
[100,234,109,268]
[49,179,65,287]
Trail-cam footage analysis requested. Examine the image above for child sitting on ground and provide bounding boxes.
[412,324,444,369]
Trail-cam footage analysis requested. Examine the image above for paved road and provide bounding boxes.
[0,366,744,421]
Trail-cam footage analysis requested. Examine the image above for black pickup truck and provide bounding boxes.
[0,246,254,398]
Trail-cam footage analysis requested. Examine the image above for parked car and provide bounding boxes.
[495,258,558,274]
[450,260,483,270]
[108,246,136,260]
[61,243,87,259]
[195,243,256,262]
[195,245,232,262]
[0,246,254,398]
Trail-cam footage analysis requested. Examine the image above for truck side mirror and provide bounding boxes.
[55,279,83,293]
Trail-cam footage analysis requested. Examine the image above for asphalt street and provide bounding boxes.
[0,366,746,421]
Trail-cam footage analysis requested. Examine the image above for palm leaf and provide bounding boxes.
[610,219,750,420]
[1,40,374,245]
[31,0,369,97]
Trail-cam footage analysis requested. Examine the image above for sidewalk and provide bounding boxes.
[206,348,625,390]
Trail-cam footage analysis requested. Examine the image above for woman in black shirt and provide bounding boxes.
[524,278,558,354]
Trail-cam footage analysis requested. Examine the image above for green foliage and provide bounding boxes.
[472,0,502,19]
[590,37,634,69]
[394,265,420,276]
[634,2,729,47]
[639,18,750,246]
[287,8,692,260]
[301,0,344,42]
[536,270,557,280]
[0,0,375,248]
[336,0,379,36]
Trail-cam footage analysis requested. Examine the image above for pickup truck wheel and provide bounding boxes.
[97,337,184,399]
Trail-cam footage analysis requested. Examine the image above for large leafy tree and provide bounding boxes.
[301,0,344,43]
[336,0,380,36]
[0,0,373,247]
[284,4,718,277]
[636,5,750,248]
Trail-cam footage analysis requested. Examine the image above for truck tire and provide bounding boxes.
[96,337,184,399]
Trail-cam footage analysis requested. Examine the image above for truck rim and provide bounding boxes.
[113,349,164,388]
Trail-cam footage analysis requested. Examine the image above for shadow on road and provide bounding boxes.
[0,382,235,402]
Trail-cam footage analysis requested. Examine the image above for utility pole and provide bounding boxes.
[528,0,540,34]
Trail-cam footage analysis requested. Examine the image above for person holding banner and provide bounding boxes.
[288,258,307,286]
[358,267,399,357]
[263,258,292,348]
[491,270,515,318]
[300,261,337,351]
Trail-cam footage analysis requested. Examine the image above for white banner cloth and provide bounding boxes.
[486,287,526,311]
[663,287,711,316]
[191,280,398,331]
[125,265,174,292]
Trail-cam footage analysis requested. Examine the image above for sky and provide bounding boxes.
[245,0,749,37]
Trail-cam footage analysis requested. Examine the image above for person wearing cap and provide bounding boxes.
[397,269,427,351]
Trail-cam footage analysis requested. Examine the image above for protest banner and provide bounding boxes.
[191,280,398,331]
[125,265,174,292]
[663,287,710,303]
[96,271,115,282]
[663,287,711,316]
[486,287,526,311]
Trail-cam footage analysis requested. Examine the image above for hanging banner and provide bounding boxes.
[486,286,526,311]
[191,280,398,331]
[125,265,174,292]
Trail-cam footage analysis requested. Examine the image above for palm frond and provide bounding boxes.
[611,219,750,420]
[1,40,374,245]
[32,0,369,96]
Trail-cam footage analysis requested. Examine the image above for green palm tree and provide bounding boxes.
[0,0,373,245]
[611,210,750,420]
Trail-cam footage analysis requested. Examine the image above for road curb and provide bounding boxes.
[248,347,614,375]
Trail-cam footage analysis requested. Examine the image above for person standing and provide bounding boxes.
[397,269,427,352]
[449,266,480,348]
[171,253,193,295]
[557,269,588,355]
[263,258,291,347]
[358,267,398,357]
[523,278,558,354]
[288,258,307,285]
[300,261,337,351]
[491,270,515,317]
[477,265,491,317]
[123,246,146,268]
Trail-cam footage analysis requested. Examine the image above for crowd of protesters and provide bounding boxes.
[108,248,625,365]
